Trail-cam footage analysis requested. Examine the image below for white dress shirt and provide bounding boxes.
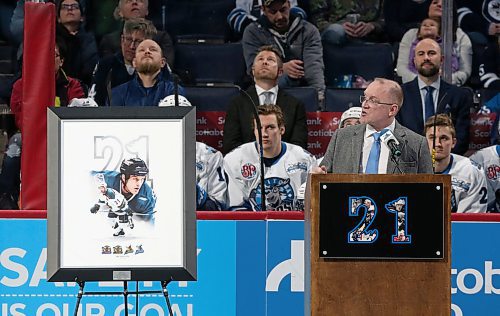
[362,120,396,174]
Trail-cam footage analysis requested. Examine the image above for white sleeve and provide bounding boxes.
[396,29,418,83]
[205,151,228,208]
[457,168,488,213]
[224,155,250,210]
[452,29,472,86]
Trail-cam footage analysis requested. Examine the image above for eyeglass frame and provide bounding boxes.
[121,35,144,48]
[61,3,80,11]
[359,95,395,106]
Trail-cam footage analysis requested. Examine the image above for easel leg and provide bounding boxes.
[123,281,129,316]
[73,280,85,316]
[161,280,174,316]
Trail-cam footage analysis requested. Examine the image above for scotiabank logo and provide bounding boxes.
[452,261,500,294]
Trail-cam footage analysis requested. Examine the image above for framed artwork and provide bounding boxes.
[46,107,197,282]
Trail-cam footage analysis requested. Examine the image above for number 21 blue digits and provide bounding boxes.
[348,196,411,244]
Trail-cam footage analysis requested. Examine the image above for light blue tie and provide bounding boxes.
[365,129,388,174]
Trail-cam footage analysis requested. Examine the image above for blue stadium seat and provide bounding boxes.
[174,42,248,87]
[323,42,395,87]
[164,0,234,42]
[282,87,319,111]
[324,88,364,112]
[184,86,240,111]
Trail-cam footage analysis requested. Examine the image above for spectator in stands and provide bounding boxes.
[159,94,229,211]
[223,45,307,154]
[383,0,432,43]
[227,0,306,39]
[0,133,21,209]
[478,37,500,90]
[309,0,386,45]
[110,39,183,106]
[457,0,500,45]
[339,107,362,128]
[470,140,500,212]
[397,38,471,155]
[224,104,317,211]
[314,78,433,175]
[56,0,98,85]
[99,0,174,68]
[242,0,325,103]
[396,1,472,86]
[91,18,157,107]
[11,40,86,130]
[425,114,487,213]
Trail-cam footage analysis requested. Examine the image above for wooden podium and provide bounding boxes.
[304,174,451,316]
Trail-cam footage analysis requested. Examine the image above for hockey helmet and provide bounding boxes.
[158,94,192,107]
[120,158,149,176]
[340,107,362,127]
[68,97,98,107]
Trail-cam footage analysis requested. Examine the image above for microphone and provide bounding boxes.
[380,130,401,158]
[235,85,266,212]
[172,73,180,107]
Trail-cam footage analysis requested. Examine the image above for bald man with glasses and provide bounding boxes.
[315,78,433,174]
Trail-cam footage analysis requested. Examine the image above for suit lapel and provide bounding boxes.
[410,79,425,132]
[437,79,451,113]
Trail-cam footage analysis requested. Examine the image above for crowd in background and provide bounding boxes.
[0,0,498,212]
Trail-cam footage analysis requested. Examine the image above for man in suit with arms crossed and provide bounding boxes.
[315,78,433,174]
[223,45,307,154]
[397,38,471,155]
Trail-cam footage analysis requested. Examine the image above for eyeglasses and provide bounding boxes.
[122,36,143,47]
[61,3,80,11]
[360,95,394,106]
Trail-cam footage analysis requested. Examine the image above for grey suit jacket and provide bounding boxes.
[320,121,433,174]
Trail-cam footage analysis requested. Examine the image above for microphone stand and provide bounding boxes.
[237,86,266,211]
[390,153,404,174]
[173,74,179,107]
[431,91,448,173]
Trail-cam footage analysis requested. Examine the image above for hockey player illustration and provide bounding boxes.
[90,173,134,236]
[91,157,157,223]
[349,197,378,242]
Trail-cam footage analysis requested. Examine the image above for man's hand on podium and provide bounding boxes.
[311,166,327,174]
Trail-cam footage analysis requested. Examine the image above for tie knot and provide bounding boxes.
[262,91,273,104]
[372,129,388,141]
[425,86,434,93]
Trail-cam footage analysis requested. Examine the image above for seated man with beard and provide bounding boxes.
[110,39,184,106]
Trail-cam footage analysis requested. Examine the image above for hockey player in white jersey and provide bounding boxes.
[90,173,134,236]
[470,143,500,212]
[159,94,228,210]
[425,114,487,213]
[224,104,317,211]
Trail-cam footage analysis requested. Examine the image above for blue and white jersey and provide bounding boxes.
[438,154,488,213]
[470,145,500,211]
[97,187,129,215]
[196,142,228,210]
[94,171,156,220]
[224,142,317,211]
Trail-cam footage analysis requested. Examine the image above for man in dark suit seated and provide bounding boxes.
[397,38,471,155]
[222,45,307,154]
[315,78,433,174]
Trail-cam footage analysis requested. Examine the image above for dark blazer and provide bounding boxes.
[320,121,433,174]
[222,85,308,154]
[397,78,471,154]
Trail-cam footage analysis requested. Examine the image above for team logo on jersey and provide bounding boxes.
[249,177,295,211]
[452,177,471,192]
[241,163,258,179]
[486,164,500,180]
[286,162,308,174]
[125,245,134,254]
[196,160,205,173]
[135,244,144,254]
[483,1,500,23]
